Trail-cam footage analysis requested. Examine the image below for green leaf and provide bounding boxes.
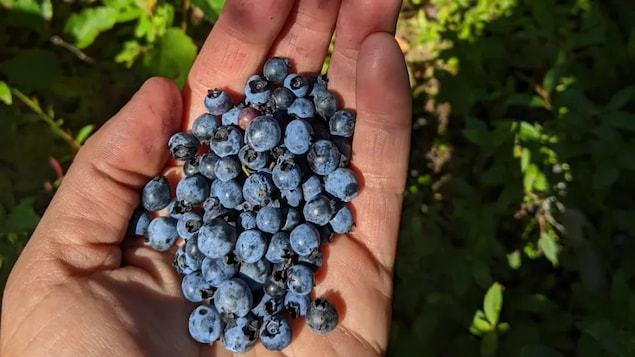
[506,250,521,270]
[463,117,489,147]
[518,121,542,142]
[608,86,634,110]
[483,282,503,326]
[520,148,531,172]
[0,198,40,235]
[505,94,547,108]
[75,125,94,145]
[190,0,226,22]
[542,67,559,93]
[538,232,560,266]
[142,28,197,88]
[524,164,548,192]
[519,344,564,357]
[64,7,117,49]
[0,81,11,105]
[470,309,492,336]
[0,0,47,27]
[480,331,498,357]
[593,165,619,189]
[0,50,62,91]
[605,111,635,132]
[579,318,635,356]
[115,40,144,68]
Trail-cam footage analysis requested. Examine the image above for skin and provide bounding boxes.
[0,0,411,356]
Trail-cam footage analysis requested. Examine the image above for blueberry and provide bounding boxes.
[239,258,272,291]
[245,115,281,152]
[314,90,338,119]
[286,264,314,295]
[284,73,309,98]
[202,197,230,222]
[272,160,302,190]
[242,172,276,207]
[237,107,260,131]
[183,155,201,177]
[198,152,219,179]
[167,199,192,220]
[188,305,223,344]
[301,175,323,202]
[211,179,244,209]
[147,216,179,252]
[201,254,239,287]
[324,168,360,202]
[289,223,320,256]
[211,126,243,157]
[192,113,219,143]
[308,74,328,98]
[198,218,237,258]
[303,195,335,226]
[238,145,269,170]
[183,234,206,270]
[330,205,354,234]
[222,315,259,353]
[176,211,203,240]
[299,249,323,271]
[265,231,292,263]
[256,205,283,234]
[329,109,356,137]
[173,244,193,275]
[260,315,292,351]
[263,267,288,297]
[142,176,171,212]
[176,174,209,206]
[281,207,301,231]
[244,75,271,105]
[333,136,352,166]
[204,89,233,115]
[181,271,215,302]
[280,187,303,207]
[287,97,316,119]
[238,211,257,230]
[263,57,290,83]
[284,292,310,318]
[306,298,338,335]
[127,208,151,237]
[269,87,295,110]
[221,105,242,126]
[252,294,284,319]
[168,132,199,161]
[307,140,341,175]
[214,155,241,182]
[214,278,253,317]
[235,230,267,263]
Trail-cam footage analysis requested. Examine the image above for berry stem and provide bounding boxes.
[11,88,81,153]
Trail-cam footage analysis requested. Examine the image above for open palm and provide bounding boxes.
[0,0,411,356]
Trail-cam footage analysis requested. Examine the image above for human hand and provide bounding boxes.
[0,0,411,356]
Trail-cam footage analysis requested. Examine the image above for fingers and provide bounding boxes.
[327,0,402,108]
[24,77,182,273]
[184,0,296,126]
[269,0,342,73]
[351,33,412,270]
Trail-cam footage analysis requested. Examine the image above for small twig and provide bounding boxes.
[51,35,94,63]
[11,88,80,153]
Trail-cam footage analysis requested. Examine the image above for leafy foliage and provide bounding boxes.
[2,0,635,355]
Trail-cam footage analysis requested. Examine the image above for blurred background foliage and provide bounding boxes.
[1,0,635,356]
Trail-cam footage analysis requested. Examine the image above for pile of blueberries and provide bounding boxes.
[127,57,359,353]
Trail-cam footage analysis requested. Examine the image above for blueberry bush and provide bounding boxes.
[1,0,634,355]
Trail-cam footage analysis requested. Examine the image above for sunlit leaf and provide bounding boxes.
[538,232,559,266]
[64,7,117,49]
[483,282,503,326]
[142,28,197,88]
[0,81,11,105]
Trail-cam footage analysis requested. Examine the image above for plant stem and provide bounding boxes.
[10,88,80,153]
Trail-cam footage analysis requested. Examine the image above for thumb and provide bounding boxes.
[23,77,182,273]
